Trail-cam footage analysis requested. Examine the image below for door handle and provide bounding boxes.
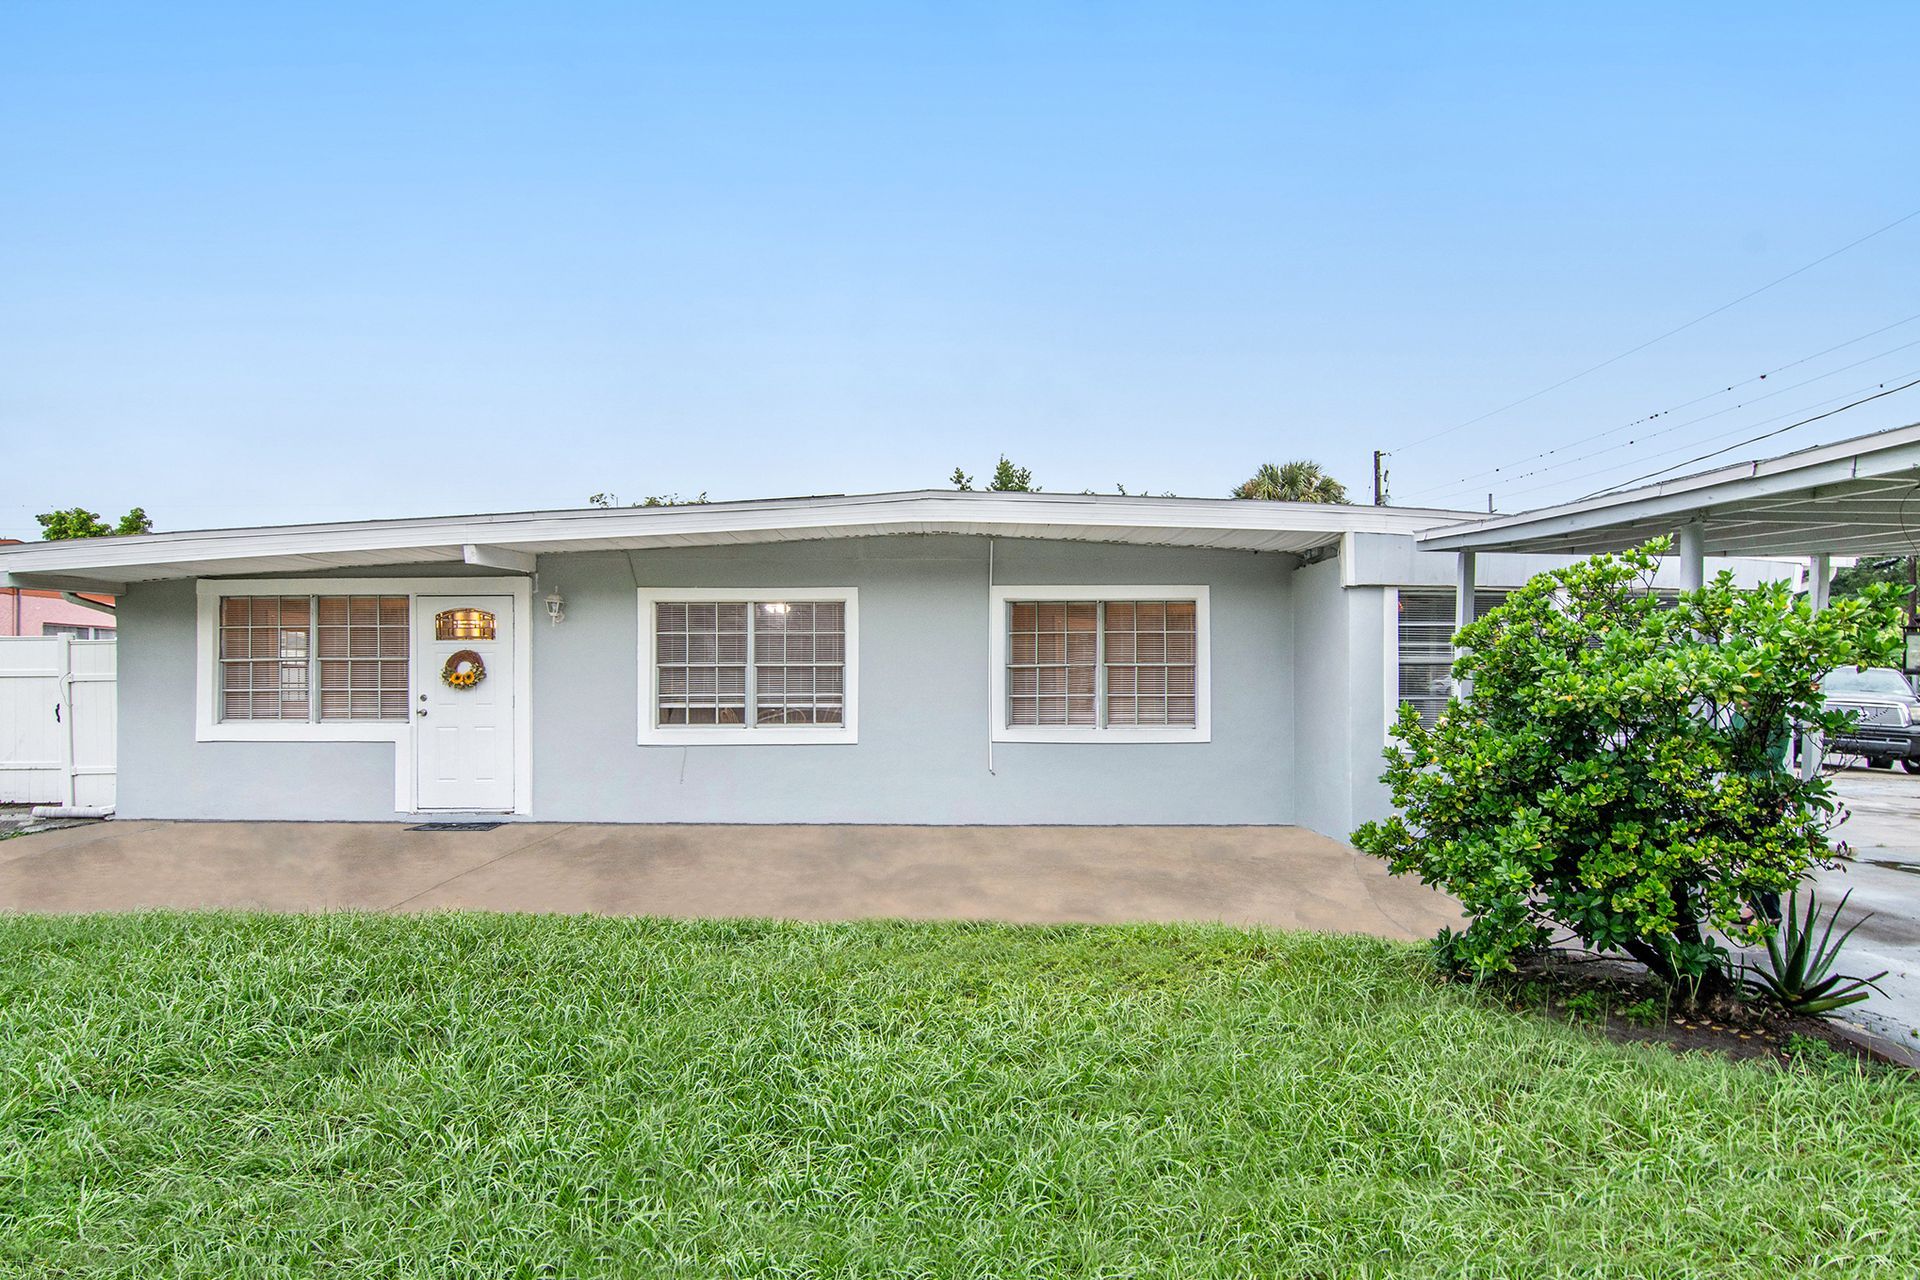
[416,708,428,717]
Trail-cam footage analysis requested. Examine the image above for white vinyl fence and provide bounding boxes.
[0,637,116,809]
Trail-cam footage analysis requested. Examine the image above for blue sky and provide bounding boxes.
[3,3,1917,536]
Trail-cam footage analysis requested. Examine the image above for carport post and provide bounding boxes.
[1677,522,1705,592]
[1454,551,1476,696]
[1801,552,1831,781]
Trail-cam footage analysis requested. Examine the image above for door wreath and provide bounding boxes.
[442,649,487,689]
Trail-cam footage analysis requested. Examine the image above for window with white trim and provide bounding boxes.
[218,594,409,723]
[639,590,857,742]
[991,587,1210,742]
[1395,589,1509,729]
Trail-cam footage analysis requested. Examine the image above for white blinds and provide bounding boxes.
[219,595,408,723]
[1396,589,1508,728]
[654,599,846,729]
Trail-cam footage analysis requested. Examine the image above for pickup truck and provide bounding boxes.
[1823,666,1920,772]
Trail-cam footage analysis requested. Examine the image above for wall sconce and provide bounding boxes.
[545,590,566,625]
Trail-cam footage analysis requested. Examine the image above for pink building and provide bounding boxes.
[0,540,116,637]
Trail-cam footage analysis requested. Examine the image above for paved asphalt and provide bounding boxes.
[1818,763,1920,1045]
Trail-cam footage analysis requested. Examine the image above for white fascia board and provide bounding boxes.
[1,572,127,593]
[0,491,1481,582]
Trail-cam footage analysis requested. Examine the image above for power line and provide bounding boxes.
[1576,376,1920,500]
[1400,311,1920,499]
[1488,372,1920,503]
[1388,205,1920,455]
[1411,333,1920,501]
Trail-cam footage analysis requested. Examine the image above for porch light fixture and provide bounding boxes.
[545,590,566,625]
[1904,624,1920,676]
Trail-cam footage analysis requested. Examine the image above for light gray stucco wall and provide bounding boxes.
[117,535,1302,826]
[117,579,401,821]
[1288,559,1395,840]
[1289,557,1350,839]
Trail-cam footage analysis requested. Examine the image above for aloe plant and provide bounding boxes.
[1747,888,1888,1015]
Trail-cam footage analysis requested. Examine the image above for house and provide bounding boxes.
[0,490,1787,839]
[0,540,116,637]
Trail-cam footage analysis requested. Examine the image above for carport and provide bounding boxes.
[1419,421,1920,774]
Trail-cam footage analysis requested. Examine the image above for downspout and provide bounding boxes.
[986,537,996,776]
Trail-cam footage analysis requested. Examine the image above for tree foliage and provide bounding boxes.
[1352,542,1902,991]
[987,456,1036,492]
[1231,461,1348,504]
[37,506,152,539]
[1829,554,1915,617]
[949,457,1039,492]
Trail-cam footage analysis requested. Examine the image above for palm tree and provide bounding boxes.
[1231,460,1350,504]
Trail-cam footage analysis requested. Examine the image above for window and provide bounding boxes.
[218,594,408,723]
[991,586,1209,742]
[1396,589,1508,729]
[639,589,857,743]
[42,623,114,639]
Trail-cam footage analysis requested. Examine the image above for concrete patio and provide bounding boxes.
[0,821,1459,940]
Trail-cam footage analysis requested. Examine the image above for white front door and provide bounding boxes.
[414,595,515,811]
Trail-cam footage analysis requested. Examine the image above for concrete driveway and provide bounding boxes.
[1819,764,1920,1043]
[0,821,1461,941]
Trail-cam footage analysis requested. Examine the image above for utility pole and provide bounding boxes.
[1372,450,1388,506]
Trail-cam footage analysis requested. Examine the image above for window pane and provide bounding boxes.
[1396,589,1507,729]
[1102,599,1197,728]
[751,599,846,729]
[218,596,314,721]
[656,599,750,727]
[1006,600,1097,728]
[315,596,408,721]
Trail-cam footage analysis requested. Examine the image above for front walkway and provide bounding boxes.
[0,821,1459,940]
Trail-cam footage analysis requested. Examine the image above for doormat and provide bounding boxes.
[407,822,505,832]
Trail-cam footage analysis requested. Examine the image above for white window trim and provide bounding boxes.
[988,584,1211,744]
[636,587,859,746]
[194,577,534,814]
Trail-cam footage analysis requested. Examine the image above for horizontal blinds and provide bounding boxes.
[753,600,846,726]
[1104,600,1197,727]
[218,596,313,721]
[1007,601,1097,726]
[654,599,847,729]
[1396,589,1508,728]
[218,595,408,723]
[317,595,409,721]
[655,602,748,725]
[1005,598,1200,730]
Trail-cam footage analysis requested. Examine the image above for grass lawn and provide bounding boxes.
[3,914,1916,1278]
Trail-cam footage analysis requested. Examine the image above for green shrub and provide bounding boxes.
[1354,542,1901,992]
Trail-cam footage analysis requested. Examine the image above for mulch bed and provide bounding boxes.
[1491,949,1916,1072]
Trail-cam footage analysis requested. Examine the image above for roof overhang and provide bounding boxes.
[0,489,1476,588]
[1418,422,1920,558]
